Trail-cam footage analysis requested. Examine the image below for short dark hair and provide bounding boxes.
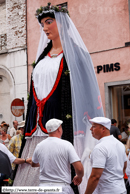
[111,119,117,124]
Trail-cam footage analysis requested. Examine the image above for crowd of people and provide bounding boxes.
[0,117,130,194]
[0,120,26,186]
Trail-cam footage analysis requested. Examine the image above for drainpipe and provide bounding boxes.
[125,0,130,46]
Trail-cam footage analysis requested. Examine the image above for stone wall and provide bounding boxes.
[6,0,26,50]
[0,0,27,125]
[0,2,6,34]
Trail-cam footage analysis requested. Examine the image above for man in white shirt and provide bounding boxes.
[0,142,30,165]
[8,120,18,137]
[85,117,127,194]
[0,143,30,186]
[31,118,84,194]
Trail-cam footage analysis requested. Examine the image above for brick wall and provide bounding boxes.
[6,0,26,49]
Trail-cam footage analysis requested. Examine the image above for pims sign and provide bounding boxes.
[97,62,120,74]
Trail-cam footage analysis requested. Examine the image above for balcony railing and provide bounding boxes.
[0,33,7,51]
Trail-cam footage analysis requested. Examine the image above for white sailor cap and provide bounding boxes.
[89,117,111,130]
[18,120,25,129]
[45,118,63,133]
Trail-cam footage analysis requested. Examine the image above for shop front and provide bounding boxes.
[105,80,130,131]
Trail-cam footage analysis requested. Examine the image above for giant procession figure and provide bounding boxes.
[13,3,104,194]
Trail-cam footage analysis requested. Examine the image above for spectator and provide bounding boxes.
[16,130,22,135]
[8,121,25,171]
[121,127,129,144]
[125,137,130,155]
[31,119,84,194]
[8,120,18,137]
[0,142,31,187]
[0,123,11,147]
[110,119,122,140]
[85,117,127,194]
[0,121,6,136]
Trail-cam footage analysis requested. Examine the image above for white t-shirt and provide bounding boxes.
[0,143,16,163]
[32,137,80,184]
[121,131,128,140]
[91,135,127,194]
[8,127,16,137]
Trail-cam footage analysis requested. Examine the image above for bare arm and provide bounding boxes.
[84,168,104,194]
[72,161,84,185]
[13,158,26,164]
[19,158,39,166]
[13,158,32,165]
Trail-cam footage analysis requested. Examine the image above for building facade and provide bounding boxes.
[0,0,27,125]
[27,0,130,131]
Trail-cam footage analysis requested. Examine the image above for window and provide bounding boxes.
[110,84,130,131]
[57,2,67,8]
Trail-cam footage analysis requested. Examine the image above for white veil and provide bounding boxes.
[36,11,104,194]
[54,12,104,193]
[36,25,49,62]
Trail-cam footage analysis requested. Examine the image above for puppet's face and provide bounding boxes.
[41,17,59,40]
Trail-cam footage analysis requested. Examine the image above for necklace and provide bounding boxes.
[50,54,58,58]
